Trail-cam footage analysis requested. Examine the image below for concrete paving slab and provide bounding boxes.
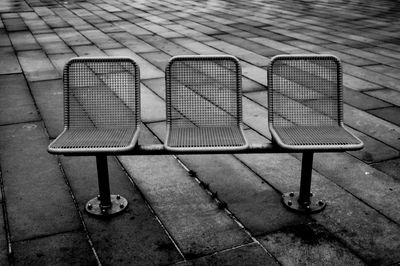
[42,15,69,29]
[366,64,400,79]
[0,74,39,125]
[80,29,123,50]
[13,231,97,265]
[242,97,271,139]
[346,127,399,164]
[179,243,279,266]
[139,35,194,56]
[33,7,55,17]
[205,40,270,67]
[296,150,400,223]
[2,17,27,32]
[261,223,366,266]
[170,37,221,56]
[368,107,400,127]
[29,79,63,138]
[59,155,182,265]
[343,87,391,110]
[372,158,400,181]
[344,104,400,150]
[52,8,93,31]
[94,22,125,33]
[365,88,400,107]
[72,45,106,57]
[0,0,31,13]
[19,12,51,33]
[0,207,8,265]
[250,37,307,54]
[34,33,72,54]
[17,50,60,82]
[113,21,152,35]
[48,53,76,74]
[0,46,21,74]
[9,31,40,51]
[214,34,281,57]
[148,122,308,236]
[140,84,166,123]
[344,63,400,92]
[105,48,164,80]
[92,10,121,22]
[109,32,157,53]
[0,29,11,46]
[0,122,81,242]
[343,48,399,66]
[119,127,252,258]
[137,21,182,38]
[164,24,214,42]
[140,51,170,71]
[236,149,400,265]
[343,74,382,91]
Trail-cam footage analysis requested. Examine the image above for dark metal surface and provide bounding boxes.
[54,143,363,156]
[282,192,326,214]
[85,194,128,217]
[282,152,326,214]
[83,156,128,217]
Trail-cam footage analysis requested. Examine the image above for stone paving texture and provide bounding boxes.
[0,0,399,265]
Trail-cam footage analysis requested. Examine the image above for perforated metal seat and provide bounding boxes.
[48,57,140,154]
[268,54,363,151]
[165,55,248,151]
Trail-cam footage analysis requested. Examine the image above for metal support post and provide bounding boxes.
[282,152,326,213]
[85,155,128,217]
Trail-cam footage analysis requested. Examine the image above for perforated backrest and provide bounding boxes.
[64,57,140,130]
[166,55,242,128]
[268,55,342,128]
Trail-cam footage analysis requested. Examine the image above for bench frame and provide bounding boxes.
[48,55,363,217]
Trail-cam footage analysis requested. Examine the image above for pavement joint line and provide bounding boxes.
[171,152,281,264]
[142,124,280,263]
[0,120,43,128]
[114,155,186,261]
[236,145,400,229]
[52,154,102,266]
[0,164,13,265]
[10,228,83,244]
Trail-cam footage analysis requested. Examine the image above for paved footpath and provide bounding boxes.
[0,0,400,265]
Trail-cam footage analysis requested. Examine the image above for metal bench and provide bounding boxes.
[164,55,248,151]
[48,57,140,216]
[48,54,363,217]
[268,54,363,213]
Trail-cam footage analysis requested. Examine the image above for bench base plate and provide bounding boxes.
[282,192,326,214]
[85,194,128,217]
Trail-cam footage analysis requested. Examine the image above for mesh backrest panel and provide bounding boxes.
[269,56,342,127]
[166,56,242,128]
[64,58,139,130]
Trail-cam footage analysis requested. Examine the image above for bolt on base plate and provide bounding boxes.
[282,192,326,214]
[85,194,128,217]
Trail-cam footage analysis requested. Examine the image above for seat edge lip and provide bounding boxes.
[164,126,249,152]
[47,129,140,155]
[269,126,364,151]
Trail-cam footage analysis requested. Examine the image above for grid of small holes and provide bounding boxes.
[168,58,240,128]
[270,58,340,127]
[277,126,361,145]
[168,127,246,147]
[66,60,137,129]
